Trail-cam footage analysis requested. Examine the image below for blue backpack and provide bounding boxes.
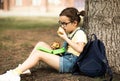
[72,34,113,81]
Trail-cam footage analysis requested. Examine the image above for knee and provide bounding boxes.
[30,41,45,56]
[30,49,42,59]
[36,41,46,47]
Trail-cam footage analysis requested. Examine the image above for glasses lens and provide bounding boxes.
[58,21,70,26]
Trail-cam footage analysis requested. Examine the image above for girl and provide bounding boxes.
[0,7,87,81]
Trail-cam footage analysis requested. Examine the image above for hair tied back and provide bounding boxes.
[77,10,85,16]
[77,12,80,16]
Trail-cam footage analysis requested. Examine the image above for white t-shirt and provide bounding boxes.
[67,27,87,56]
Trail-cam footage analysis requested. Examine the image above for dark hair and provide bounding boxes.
[59,7,84,25]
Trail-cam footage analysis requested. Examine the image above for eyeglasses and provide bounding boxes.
[58,21,71,27]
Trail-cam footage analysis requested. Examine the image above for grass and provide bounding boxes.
[0,16,58,50]
[0,17,120,81]
[0,16,58,61]
[0,16,58,30]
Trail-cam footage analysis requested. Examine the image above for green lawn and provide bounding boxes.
[0,17,120,81]
[0,16,58,30]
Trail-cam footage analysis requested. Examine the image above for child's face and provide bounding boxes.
[59,16,77,34]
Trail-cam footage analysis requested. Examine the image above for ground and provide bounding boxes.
[0,28,120,81]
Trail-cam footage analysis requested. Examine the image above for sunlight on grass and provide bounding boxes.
[0,16,58,30]
[0,42,9,50]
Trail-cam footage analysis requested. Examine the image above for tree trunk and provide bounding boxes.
[85,0,120,73]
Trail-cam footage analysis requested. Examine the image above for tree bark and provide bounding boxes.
[85,0,120,73]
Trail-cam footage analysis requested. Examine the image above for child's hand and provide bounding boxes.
[57,27,68,40]
[57,27,64,35]
[51,42,60,50]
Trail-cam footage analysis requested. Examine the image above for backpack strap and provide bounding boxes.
[62,28,85,53]
[62,28,81,50]
[69,27,85,39]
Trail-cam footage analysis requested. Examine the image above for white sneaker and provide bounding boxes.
[18,64,31,75]
[22,69,31,75]
[0,70,20,81]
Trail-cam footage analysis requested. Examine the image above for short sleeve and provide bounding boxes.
[73,30,87,44]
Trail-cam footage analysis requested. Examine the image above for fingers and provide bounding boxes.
[57,31,63,35]
[57,27,65,35]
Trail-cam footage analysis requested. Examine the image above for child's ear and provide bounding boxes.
[73,21,78,26]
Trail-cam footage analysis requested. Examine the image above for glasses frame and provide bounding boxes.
[58,21,71,27]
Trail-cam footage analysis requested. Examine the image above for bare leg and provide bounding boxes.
[17,41,60,73]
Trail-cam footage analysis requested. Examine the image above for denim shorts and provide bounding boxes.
[59,52,78,73]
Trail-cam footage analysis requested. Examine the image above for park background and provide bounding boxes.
[0,0,120,81]
[0,0,84,16]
